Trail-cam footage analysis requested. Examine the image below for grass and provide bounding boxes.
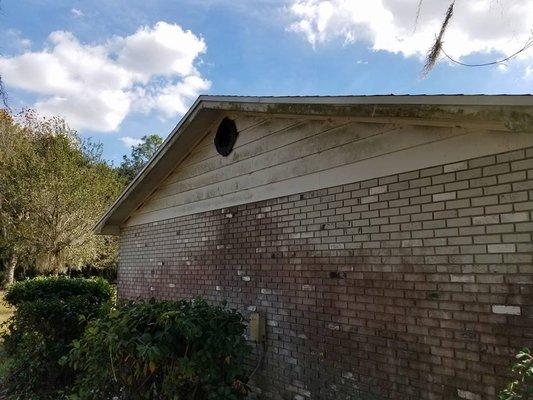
[0,291,12,385]
[0,292,13,331]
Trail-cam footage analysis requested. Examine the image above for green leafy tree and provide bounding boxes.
[0,110,123,283]
[118,134,163,183]
[500,348,533,400]
[0,110,37,284]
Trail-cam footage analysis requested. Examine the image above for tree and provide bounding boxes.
[420,1,533,75]
[0,110,123,284]
[0,110,34,284]
[118,134,163,183]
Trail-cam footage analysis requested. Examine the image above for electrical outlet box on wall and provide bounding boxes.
[249,312,266,342]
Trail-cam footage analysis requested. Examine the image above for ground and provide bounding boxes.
[0,292,11,399]
[0,292,12,331]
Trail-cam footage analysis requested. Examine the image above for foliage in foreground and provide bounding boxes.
[1,277,113,399]
[67,298,250,400]
[499,348,532,400]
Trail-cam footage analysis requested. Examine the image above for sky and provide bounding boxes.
[1,0,532,163]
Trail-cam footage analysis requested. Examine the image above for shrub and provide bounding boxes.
[1,277,113,399]
[499,348,532,400]
[67,298,251,400]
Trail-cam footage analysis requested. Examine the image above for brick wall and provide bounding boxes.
[118,146,533,400]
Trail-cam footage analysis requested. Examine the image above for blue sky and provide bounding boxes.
[1,0,532,163]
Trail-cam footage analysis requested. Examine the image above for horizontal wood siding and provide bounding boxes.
[125,115,533,226]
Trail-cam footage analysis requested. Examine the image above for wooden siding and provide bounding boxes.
[125,114,533,227]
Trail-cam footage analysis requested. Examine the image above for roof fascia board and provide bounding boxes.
[198,94,533,107]
[200,97,533,133]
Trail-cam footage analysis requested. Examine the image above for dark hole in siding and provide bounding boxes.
[214,117,238,156]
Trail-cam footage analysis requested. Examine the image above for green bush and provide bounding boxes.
[67,298,251,400]
[1,277,113,399]
[499,348,533,400]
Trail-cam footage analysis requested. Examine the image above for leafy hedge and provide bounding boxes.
[1,277,113,399]
[4,276,112,304]
[67,298,251,400]
[499,348,532,400]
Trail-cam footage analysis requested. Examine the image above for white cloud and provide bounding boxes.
[120,136,144,148]
[71,8,84,17]
[3,29,32,52]
[0,22,210,132]
[497,64,509,73]
[116,22,207,80]
[287,0,533,73]
[151,75,211,117]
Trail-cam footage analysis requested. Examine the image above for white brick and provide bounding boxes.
[302,284,315,291]
[492,305,521,315]
[370,185,387,195]
[473,215,500,225]
[402,239,423,247]
[327,323,340,330]
[242,276,251,282]
[342,371,355,380]
[488,244,516,253]
[500,212,529,223]
[450,275,475,283]
[361,195,378,204]
[457,389,481,400]
[444,161,467,172]
[433,192,456,202]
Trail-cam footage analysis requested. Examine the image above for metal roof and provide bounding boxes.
[198,94,533,106]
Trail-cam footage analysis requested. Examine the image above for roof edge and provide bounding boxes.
[95,94,533,235]
[94,96,205,234]
[198,94,533,107]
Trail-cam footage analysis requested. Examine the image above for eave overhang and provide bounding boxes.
[95,94,533,235]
